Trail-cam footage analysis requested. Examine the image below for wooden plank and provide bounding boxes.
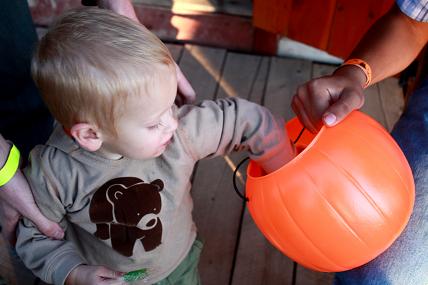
[177,45,225,285]
[232,209,295,285]
[30,2,255,52]
[264,57,312,121]
[173,0,219,13]
[165,43,183,62]
[133,4,254,51]
[233,215,296,285]
[253,28,279,56]
[312,63,337,78]
[377,78,405,132]
[133,0,252,16]
[360,84,388,128]
[135,0,219,13]
[178,45,226,102]
[179,45,226,283]
[231,58,275,285]
[253,0,291,34]
[223,0,252,17]
[327,0,394,59]
[216,52,263,99]
[247,57,271,104]
[232,57,312,285]
[191,52,264,285]
[288,0,337,51]
[132,0,172,9]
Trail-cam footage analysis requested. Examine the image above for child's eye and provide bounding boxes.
[148,123,161,130]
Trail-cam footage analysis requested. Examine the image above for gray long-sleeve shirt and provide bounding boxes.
[16,98,288,285]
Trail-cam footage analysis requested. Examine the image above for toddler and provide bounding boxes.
[16,8,295,285]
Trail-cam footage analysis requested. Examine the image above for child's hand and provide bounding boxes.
[259,132,296,174]
[65,265,125,285]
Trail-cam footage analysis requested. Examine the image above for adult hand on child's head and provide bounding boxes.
[0,170,64,245]
[175,63,196,106]
[66,265,125,285]
[292,65,366,133]
[98,0,196,106]
[97,0,139,22]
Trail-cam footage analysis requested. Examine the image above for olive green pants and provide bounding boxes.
[154,238,203,285]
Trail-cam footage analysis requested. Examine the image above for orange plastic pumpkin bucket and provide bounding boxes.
[245,111,415,272]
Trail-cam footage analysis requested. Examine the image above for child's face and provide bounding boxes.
[99,65,178,160]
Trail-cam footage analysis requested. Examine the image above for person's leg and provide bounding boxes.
[155,238,203,285]
[0,0,53,161]
[334,79,428,285]
[0,1,53,283]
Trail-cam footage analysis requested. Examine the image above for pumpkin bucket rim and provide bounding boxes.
[246,119,326,181]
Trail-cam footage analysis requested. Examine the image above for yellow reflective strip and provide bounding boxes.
[0,144,20,187]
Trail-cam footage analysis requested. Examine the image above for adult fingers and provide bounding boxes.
[176,64,196,104]
[293,79,333,133]
[323,88,365,126]
[30,211,64,240]
[98,0,139,23]
[291,95,319,133]
[2,171,64,240]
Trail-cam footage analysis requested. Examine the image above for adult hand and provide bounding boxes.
[65,265,125,285]
[0,170,64,245]
[98,0,196,106]
[175,62,196,106]
[97,0,138,22]
[292,65,366,133]
[0,136,64,245]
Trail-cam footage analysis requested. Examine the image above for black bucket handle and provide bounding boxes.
[232,157,250,202]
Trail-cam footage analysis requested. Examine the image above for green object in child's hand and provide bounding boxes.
[122,268,149,282]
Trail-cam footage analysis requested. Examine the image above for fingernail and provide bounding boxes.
[323,113,336,126]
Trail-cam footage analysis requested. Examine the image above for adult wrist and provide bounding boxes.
[0,133,12,165]
[333,64,367,89]
[0,144,20,187]
[335,58,372,88]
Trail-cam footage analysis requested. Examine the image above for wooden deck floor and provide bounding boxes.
[0,44,404,285]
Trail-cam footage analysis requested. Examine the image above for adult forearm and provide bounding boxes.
[0,134,10,167]
[350,4,428,84]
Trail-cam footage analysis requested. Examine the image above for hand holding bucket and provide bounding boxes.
[237,111,414,272]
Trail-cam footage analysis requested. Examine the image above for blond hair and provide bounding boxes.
[32,8,174,134]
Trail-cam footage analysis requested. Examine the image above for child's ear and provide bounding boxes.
[70,123,103,152]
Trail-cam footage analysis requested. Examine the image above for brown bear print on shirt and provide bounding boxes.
[89,177,163,257]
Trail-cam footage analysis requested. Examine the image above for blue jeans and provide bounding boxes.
[334,80,428,284]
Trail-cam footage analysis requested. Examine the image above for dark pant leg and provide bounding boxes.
[0,0,53,163]
[334,79,428,284]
